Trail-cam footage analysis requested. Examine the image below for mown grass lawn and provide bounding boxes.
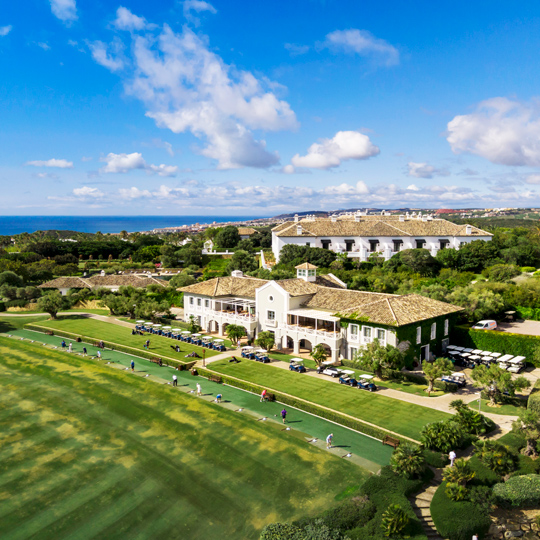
[208,359,451,440]
[0,338,362,540]
[30,315,220,360]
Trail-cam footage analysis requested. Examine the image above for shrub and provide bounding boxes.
[390,444,426,478]
[521,267,536,273]
[473,439,517,476]
[381,504,409,537]
[493,474,540,508]
[420,421,465,452]
[467,456,501,487]
[423,448,449,468]
[259,523,305,539]
[445,482,468,501]
[431,482,491,540]
[528,380,540,414]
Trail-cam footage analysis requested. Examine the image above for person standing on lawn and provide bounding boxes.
[260,389,267,402]
[68,343,72,353]
[82,347,87,356]
[196,383,202,396]
[172,375,178,386]
[130,360,135,372]
[96,350,101,359]
[281,408,287,423]
[326,433,333,449]
[449,450,457,466]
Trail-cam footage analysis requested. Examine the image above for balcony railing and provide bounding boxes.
[280,323,342,339]
[210,309,257,323]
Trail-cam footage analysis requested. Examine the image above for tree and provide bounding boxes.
[512,410,540,457]
[381,504,409,537]
[422,357,453,394]
[486,264,521,282]
[0,271,24,287]
[236,239,255,252]
[188,315,202,334]
[450,399,493,435]
[473,439,517,475]
[399,249,441,276]
[471,364,530,406]
[310,344,329,367]
[255,331,275,353]
[227,250,258,274]
[354,340,405,379]
[259,523,305,540]
[169,273,196,288]
[37,290,64,319]
[215,226,241,249]
[420,420,464,453]
[278,244,336,268]
[390,444,425,478]
[225,324,246,346]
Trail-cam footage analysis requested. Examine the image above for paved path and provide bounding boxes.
[409,467,444,540]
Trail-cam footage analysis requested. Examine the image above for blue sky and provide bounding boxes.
[2,0,540,215]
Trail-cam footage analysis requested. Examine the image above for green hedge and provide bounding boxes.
[452,325,540,366]
[423,448,449,468]
[196,367,418,445]
[493,474,540,508]
[528,380,540,413]
[0,301,5,312]
[516,306,540,321]
[24,324,188,369]
[431,481,491,540]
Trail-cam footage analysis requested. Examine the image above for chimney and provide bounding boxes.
[294,214,299,222]
[355,212,361,222]
[331,215,337,222]
[297,225,302,235]
[466,225,472,235]
[399,215,405,222]
[231,270,244,278]
[422,215,428,222]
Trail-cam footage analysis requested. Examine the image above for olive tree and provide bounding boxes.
[422,357,453,394]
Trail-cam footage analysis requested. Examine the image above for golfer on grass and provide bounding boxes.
[196,383,202,396]
[172,375,178,386]
[130,360,135,372]
[326,433,333,449]
[96,350,101,359]
[260,389,267,402]
[281,408,287,423]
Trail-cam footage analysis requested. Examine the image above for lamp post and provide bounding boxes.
[475,392,481,413]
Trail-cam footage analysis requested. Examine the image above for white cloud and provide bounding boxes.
[118,187,152,199]
[447,97,540,166]
[37,42,51,51]
[323,181,369,196]
[100,152,179,176]
[49,0,77,23]
[407,162,450,179]
[73,186,104,198]
[183,0,216,25]
[113,7,147,31]
[88,40,125,72]
[0,25,12,37]
[91,21,297,169]
[27,158,73,168]
[407,184,420,191]
[526,175,540,185]
[322,29,399,66]
[284,43,309,56]
[291,130,379,170]
[282,164,295,174]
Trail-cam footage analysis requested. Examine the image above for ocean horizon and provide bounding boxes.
[0,215,266,236]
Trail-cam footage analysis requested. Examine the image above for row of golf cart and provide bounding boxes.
[445,345,526,373]
[134,323,227,351]
[316,361,377,391]
[240,346,270,363]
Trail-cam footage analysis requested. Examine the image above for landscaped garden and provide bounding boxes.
[0,337,366,540]
[207,358,451,440]
[23,315,220,362]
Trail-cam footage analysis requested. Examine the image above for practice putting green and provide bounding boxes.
[30,315,220,361]
[208,359,451,441]
[0,338,368,540]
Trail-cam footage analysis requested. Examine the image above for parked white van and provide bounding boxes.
[472,320,498,331]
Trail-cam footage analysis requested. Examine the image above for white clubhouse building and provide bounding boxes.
[271,212,492,262]
[180,264,463,364]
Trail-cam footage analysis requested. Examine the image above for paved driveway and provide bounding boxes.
[499,320,540,336]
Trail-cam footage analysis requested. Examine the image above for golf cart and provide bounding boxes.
[212,339,226,352]
[357,374,377,392]
[255,349,270,363]
[289,358,307,373]
[317,361,343,378]
[440,372,466,388]
[241,346,255,359]
[339,370,358,386]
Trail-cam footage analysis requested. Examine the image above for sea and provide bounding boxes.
[0,216,265,236]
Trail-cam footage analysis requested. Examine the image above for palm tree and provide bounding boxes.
[390,444,425,478]
[120,230,128,240]
[225,324,246,346]
[381,504,409,537]
[310,344,328,367]
[443,458,475,486]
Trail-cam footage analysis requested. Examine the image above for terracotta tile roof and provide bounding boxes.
[295,262,318,269]
[238,227,257,236]
[302,288,394,312]
[39,277,92,289]
[314,274,347,289]
[336,294,464,326]
[179,276,268,297]
[274,279,319,296]
[272,216,492,238]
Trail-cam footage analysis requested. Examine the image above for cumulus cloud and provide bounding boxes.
[118,184,189,200]
[183,0,216,25]
[0,25,12,37]
[88,40,125,71]
[37,42,51,51]
[73,186,104,198]
[407,162,450,179]
[90,19,297,169]
[323,181,369,195]
[113,7,147,31]
[407,184,420,191]
[322,29,399,66]
[49,0,77,23]
[27,158,73,168]
[291,131,379,170]
[100,152,179,176]
[447,97,540,166]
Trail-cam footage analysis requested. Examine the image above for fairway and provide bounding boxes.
[31,315,219,361]
[0,338,366,540]
[208,359,451,440]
